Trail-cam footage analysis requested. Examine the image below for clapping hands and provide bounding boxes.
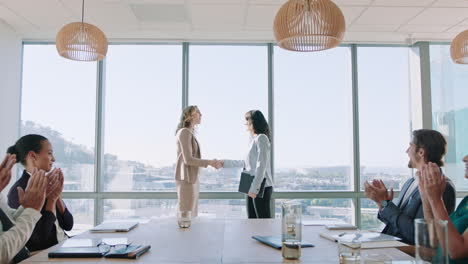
[208,159,224,170]
[364,179,394,207]
[418,162,445,203]
[0,154,16,192]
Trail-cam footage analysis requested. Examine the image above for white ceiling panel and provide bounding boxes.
[60,1,138,29]
[245,5,280,29]
[340,6,366,25]
[347,24,400,32]
[137,21,191,30]
[355,7,424,25]
[189,0,248,4]
[190,4,245,30]
[445,25,468,33]
[431,0,468,8]
[3,0,72,29]
[372,0,434,7]
[398,25,450,32]
[248,0,286,4]
[0,4,36,32]
[333,0,373,6]
[408,8,468,25]
[2,0,468,43]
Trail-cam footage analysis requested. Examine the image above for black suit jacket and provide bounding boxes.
[378,176,456,245]
[7,170,74,251]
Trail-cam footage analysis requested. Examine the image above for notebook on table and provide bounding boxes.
[319,231,407,249]
[238,172,266,198]
[90,222,139,233]
[325,224,358,230]
[252,236,314,249]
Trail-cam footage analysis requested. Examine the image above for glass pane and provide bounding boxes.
[275,199,354,224]
[189,45,268,192]
[430,44,468,190]
[63,199,94,236]
[358,47,412,191]
[360,198,384,231]
[103,45,182,192]
[21,45,96,191]
[274,47,353,191]
[103,199,246,221]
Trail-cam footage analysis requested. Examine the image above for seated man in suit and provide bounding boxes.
[364,129,456,245]
[0,154,49,263]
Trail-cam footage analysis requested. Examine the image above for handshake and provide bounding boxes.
[208,159,224,170]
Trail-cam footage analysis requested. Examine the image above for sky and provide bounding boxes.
[21,44,412,170]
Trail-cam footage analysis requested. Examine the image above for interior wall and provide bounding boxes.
[0,19,22,193]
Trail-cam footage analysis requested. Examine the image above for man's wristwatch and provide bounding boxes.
[381,200,391,208]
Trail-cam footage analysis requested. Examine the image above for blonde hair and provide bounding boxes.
[176,105,198,134]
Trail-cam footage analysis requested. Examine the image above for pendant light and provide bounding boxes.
[273,0,346,52]
[56,0,108,61]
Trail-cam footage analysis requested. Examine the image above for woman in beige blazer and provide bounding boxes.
[175,105,220,217]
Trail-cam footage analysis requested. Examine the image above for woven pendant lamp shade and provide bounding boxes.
[450,30,468,64]
[56,22,108,61]
[273,0,346,52]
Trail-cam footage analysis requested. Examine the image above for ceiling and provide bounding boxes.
[1,0,468,43]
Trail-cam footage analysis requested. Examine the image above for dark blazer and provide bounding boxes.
[378,176,456,245]
[7,170,74,251]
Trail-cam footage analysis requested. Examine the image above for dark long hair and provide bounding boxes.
[6,134,48,166]
[245,110,271,142]
[175,105,198,134]
[412,129,447,167]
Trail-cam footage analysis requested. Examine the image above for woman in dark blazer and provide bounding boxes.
[6,134,73,251]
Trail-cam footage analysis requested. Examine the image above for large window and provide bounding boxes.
[21,45,96,192]
[274,47,353,191]
[275,199,354,224]
[188,45,268,192]
[20,43,426,232]
[103,45,182,192]
[103,199,245,222]
[358,47,412,191]
[430,45,468,190]
[64,199,94,235]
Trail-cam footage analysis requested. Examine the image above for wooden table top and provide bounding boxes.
[24,218,414,264]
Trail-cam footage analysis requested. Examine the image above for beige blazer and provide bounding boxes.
[175,128,209,183]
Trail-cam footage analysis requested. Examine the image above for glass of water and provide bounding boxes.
[338,236,361,264]
[415,219,448,264]
[177,210,191,228]
[281,202,302,260]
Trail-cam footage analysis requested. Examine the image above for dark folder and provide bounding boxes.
[238,172,266,198]
[252,236,314,250]
[48,247,104,258]
[49,245,151,259]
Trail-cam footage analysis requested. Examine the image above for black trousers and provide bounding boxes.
[247,187,273,218]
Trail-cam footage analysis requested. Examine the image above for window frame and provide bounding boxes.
[21,41,467,229]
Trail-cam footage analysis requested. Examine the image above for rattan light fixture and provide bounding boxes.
[450,30,468,64]
[56,0,108,61]
[273,0,346,52]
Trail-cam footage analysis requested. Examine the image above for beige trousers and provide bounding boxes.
[176,179,199,217]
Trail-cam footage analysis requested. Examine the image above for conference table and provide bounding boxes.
[24,218,415,263]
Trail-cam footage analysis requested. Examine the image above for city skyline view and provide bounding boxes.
[15,43,467,233]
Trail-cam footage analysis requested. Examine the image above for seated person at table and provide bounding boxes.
[418,156,468,263]
[0,154,49,263]
[364,129,456,245]
[7,134,73,251]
